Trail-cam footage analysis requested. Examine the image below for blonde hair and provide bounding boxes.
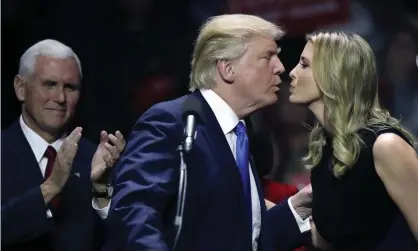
[303,31,416,178]
[189,14,284,91]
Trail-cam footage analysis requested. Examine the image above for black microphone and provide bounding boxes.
[182,96,201,152]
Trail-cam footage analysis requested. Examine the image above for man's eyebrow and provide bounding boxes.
[266,48,280,56]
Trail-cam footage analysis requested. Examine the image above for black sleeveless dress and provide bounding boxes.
[311,126,414,251]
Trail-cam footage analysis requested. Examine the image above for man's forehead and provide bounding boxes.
[34,56,81,81]
[35,55,77,69]
[247,35,278,51]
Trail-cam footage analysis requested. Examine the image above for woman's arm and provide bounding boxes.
[373,133,418,240]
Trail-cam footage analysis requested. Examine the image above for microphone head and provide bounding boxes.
[182,95,202,122]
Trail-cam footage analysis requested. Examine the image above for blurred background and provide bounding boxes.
[2,0,418,187]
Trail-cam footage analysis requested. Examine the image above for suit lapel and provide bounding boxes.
[190,92,262,247]
[192,91,267,206]
[192,91,242,184]
[8,121,45,184]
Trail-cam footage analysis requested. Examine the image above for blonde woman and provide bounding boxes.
[288,31,418,250]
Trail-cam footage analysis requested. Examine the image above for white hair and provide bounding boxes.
[18,39,82,79]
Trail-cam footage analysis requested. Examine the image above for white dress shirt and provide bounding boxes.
[200,89,310,250]
[19,115,109,219]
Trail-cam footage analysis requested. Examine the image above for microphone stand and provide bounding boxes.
[173,143,188,249]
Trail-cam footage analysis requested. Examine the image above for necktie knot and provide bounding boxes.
[44,146,57,160]
[234,121,247,136]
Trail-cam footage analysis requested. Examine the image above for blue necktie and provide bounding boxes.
[234,121,252,226]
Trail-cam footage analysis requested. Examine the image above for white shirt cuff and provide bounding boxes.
[92,198,110,219]
[288,197,311,233]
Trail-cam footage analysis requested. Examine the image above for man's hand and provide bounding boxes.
[41,127,82,204]
[91,130,126,190]
[290,183,312,220]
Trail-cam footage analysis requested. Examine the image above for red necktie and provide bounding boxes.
[44,146,60,213]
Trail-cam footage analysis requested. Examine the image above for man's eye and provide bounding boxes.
[44,81,56,87]
[65,84,80,91]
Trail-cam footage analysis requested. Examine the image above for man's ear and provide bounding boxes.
[14,75,27,102]
[216,60,235,84]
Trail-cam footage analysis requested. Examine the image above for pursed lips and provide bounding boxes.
[45,108,66,113]
[274,78,282,87]
[271,81,281,91]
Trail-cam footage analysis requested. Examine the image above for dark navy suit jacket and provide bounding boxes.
[376,213,418,251]
[107,91,309,251]
[1,121,105,251]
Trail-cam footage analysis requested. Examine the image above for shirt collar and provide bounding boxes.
[200,89,240,135]
[20,115,65,163]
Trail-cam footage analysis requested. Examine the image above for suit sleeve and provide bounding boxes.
[376,213,418,251]
[261,199,311,251]
[91,209,107,251]
[106,106,181,251]
[1,186,52,245]
[91,200,108,250]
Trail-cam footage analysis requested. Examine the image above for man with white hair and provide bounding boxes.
[108,14,312,251]
[1,39,126,251]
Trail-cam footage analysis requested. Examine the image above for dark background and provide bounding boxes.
[2,0,417,184]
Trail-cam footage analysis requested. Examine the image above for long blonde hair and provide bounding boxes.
[303,31,416,178]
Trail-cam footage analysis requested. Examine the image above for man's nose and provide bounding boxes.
[52,86,66,104]
[274,57,285,75]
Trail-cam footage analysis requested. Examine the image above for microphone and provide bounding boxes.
[182,96,201,152]
[174,96,201,248]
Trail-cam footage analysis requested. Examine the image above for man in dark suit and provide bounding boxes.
[1,39,126,251]
[107,14,312,251]
[376,213,418,251]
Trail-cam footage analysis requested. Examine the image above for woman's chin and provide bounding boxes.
[289,94,308,105]
[288,94,299,104]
